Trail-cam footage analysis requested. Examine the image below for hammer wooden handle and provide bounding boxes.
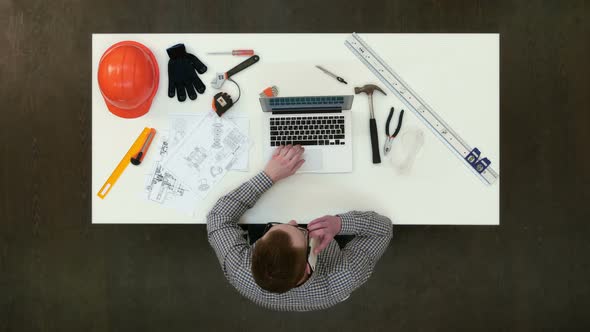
[370,119,381,164]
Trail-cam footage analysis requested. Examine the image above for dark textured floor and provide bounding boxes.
[1,1,589,331]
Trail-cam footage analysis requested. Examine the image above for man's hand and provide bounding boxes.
[264,145,306,183]
[307,215,342,255]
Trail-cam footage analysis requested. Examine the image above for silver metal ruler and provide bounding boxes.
[345,33,499,185]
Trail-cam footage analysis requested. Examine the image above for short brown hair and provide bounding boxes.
[251,229,307,293]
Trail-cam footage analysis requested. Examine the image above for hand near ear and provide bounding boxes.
[307,215,342,255]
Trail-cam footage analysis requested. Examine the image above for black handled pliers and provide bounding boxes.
[384,107,404,156]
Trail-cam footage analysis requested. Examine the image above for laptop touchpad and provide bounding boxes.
[298,149,323,171]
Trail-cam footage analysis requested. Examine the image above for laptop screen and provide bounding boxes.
[260,95,354,113]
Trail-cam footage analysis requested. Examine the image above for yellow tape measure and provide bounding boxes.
[97,127,152,199]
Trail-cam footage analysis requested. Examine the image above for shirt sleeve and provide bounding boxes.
[336,211,393,291]
[206,172,273,277]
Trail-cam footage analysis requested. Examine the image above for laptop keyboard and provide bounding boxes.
[270,115,346,146]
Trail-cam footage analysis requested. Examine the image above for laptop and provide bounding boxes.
[260,95,354,173]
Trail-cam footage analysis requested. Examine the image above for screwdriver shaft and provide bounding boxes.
[208,49,254,56]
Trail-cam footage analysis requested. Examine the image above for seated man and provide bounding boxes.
[207,144,393,311]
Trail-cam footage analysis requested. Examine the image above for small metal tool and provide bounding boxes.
[384,107,404,156]
[211,55,260,89]
[207,49,255,56]
[315,65,348,84]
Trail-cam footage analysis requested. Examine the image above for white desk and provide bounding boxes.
[92,33,499,225]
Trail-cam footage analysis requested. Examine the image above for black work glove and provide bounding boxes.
[166,44,207,102]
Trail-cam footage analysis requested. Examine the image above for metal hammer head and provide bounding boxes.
[354,84,386,96]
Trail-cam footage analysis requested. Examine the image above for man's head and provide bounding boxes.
[251,220,311,293]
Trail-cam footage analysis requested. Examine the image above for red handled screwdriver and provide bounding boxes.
[207,49,255,56]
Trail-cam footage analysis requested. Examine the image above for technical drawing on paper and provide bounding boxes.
[214,149,228,163]
[147,163,187,202]
[159,139,169,157]
[223,128,244,152]
[224,156,237,171]
[162,112,248,197]
[169,113,250,171]
[144,133,199,215]
[197,179,210,191]
[211,128,245,163]
[212,123,223,149]
[171,118,188,148]
[184,147,207,171]
[210,166,222,177]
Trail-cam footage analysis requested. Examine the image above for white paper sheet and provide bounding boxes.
[168,112,250,171]
[144,132,200,215]
[162,112,249,198]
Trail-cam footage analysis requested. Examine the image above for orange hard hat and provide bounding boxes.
[98,41,159,118]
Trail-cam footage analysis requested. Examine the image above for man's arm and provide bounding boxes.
[337,211,393,290]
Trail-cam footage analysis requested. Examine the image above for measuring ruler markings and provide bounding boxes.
[345,33,499,185]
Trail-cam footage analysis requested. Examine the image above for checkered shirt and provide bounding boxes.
[207,172,393,311]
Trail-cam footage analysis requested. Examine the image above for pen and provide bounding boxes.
[315,65,348,84]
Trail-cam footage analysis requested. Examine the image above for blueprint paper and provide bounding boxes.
[168,112,250,171]
[162,112,249,198]
[144,132,199,215]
